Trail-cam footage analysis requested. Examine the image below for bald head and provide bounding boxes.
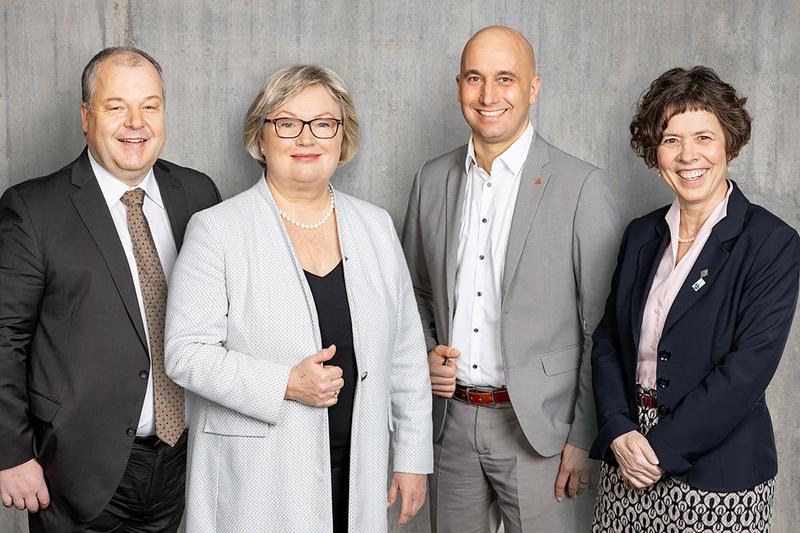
[461,25,536,78]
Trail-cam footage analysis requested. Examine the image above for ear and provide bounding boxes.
[80,103,89,135]
[529,75,542,106]
[456,74,462,103]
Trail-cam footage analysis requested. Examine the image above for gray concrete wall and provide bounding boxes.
[2,0,798,531]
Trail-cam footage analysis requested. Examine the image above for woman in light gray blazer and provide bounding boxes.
[164,65,433,533]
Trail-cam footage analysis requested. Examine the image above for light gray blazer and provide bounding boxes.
[402,131,620,455]
[165,178,433,533]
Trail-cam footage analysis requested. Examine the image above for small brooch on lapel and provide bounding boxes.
[534,177,542,185]
[691,278,706,292]
[700,268,709,279]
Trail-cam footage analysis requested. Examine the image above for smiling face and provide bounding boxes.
[81,59,165,186]
[260,84,343,189]
[657,109,729,211]
[457,27,540,161]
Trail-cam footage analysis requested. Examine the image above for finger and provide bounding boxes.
[443,346,461,359]
[25,494,39,513]
[324,365,343,379]
[567,473,581,498]
[329,377,345,392]
[429,373,456,385]
[12,494,25,511]
[640,441,660,466]
[1,492,12,508]
[429,365,456,378]
[310,345,336,364]
[37,485,50,510]
[398,493,413,526]
[554,469,569,501]
[387,478,398,507]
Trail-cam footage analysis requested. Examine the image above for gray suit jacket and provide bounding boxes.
[402,131,620,455]
[165,179,432,532]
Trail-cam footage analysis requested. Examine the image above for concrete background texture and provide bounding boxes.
[2,1,799,531]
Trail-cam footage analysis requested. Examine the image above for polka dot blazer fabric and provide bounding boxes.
[164,178,433,532]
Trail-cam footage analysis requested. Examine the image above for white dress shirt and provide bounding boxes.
[88,151,179,436]
[451,123,534,387]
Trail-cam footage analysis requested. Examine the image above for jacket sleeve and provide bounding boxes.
[0,188,44,470]
[164,211,291,425]
[401,165,438,352]
[389,212,434,474]
[589,224,640,463]
[646,225,800,475]
[568,168,621,451]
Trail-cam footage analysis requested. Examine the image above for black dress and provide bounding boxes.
[304,261,357,533]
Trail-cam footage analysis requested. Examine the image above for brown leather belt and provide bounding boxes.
[454,385,511,407]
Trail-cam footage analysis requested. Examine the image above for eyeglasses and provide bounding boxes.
[264,117,342,139]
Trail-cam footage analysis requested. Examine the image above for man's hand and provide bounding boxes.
[610,430,663,489]
[554,442,599,501]
[387,472,426,527]
[428,345,460,398]
[284,346,344,407]
[0,458,50,512]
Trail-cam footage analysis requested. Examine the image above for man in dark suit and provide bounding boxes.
[0,47,220,532]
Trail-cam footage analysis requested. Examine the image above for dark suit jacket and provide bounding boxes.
[0,149,220,521]
[590,181,800,491]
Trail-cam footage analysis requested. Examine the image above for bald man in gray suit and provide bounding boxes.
[402,26,620,532]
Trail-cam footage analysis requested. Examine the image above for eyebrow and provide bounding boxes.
[271,110,338,119]
[662,129,717,137]
[99,95,162,104]
[461,69,518,78]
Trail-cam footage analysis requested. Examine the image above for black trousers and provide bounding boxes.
[29,432,187,533]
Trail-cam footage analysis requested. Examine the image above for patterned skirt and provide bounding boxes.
[592,387,774,533]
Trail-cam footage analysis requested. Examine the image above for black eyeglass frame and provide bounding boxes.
[264,117,343,139]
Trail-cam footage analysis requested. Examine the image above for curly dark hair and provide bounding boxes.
[630,66,751,168]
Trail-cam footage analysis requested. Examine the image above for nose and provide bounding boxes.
[678,139,698,162]
[124,107,145,130]
[480,80,498,105]
[295,122,316,145]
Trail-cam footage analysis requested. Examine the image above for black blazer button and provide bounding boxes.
[126,428,136,437]
[657,377,670,389]
[658,350,671,362]
[658,405,671,416]
[139,370,149,380]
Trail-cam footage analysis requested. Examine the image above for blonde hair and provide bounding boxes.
[243,65,360,169]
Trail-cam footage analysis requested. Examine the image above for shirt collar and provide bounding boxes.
[665,179,733,255]
[88,149,163,209]
[465,122,535,176]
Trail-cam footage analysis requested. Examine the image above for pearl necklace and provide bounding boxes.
[279,185,335,230]
[677,235,696,243]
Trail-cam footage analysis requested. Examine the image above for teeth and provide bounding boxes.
[121,139,146,143]
[678,169,706,180]
[478,109,506,117]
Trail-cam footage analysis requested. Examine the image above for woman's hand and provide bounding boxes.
[610,431,664,489]
[387,472,426,527]
[284,345,343,407]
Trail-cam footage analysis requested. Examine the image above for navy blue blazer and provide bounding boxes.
[590,182,800,491]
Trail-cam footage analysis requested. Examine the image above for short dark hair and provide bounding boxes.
[81,47,164,106]
[630,66,751,168]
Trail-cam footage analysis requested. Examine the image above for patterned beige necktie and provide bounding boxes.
[121,188,184,446]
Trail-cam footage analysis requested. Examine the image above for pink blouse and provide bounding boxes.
[636,182,733,389]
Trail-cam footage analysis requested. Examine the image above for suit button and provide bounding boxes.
[658,350,671,362]
[126,428,136,437]
[658,405,671,416]
[657,377,670,389]
[139,370,148,380]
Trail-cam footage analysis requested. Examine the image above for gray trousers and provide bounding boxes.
[429,398,575,533]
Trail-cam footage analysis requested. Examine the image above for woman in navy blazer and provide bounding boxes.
[590,66,800,532]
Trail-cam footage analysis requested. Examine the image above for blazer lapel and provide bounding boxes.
[502,132,550,299]
[444,161,467,335]
[68,150,148,351]
[154,161,191,251]
[630,224,669,350]
[661,183,747,335]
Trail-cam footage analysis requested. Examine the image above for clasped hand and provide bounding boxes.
[0,458,50,512]
[285,345,344,407]
[610,430,663,489]
[428,345,461,398]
